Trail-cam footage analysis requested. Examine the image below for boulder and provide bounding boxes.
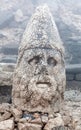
[0,118,14,130]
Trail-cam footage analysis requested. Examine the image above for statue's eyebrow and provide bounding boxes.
[47,50,60,56]
[24,52,41,61]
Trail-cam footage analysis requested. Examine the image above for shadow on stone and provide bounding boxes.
[0,85,12,104]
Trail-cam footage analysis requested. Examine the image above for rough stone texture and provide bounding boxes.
[41,115,48,124]
[10,106,22,121]
[12,5,66,114]
[0,111,11,122]
[0,103,11,121]
[0,118,14,130]
[0,102,80,130]
[11,5,75,130]
[63,101,81,130]
[64,90,81,101]
[18,122,42,130]
[44,114,64,130]
[0,3,81,130]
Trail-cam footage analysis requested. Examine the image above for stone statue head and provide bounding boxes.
[12,5,66,114]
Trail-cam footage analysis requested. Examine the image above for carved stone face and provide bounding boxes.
[12,48,66,113]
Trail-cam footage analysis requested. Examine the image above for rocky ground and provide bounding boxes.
[0,99,81,129]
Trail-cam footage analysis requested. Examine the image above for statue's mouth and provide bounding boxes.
[36,82,51,89]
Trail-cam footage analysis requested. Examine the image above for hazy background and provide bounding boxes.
[0,0,81,65]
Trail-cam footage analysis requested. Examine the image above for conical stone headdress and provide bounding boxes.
[19,4,64,59]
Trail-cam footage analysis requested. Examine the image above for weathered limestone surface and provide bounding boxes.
[0,103,11,121]
[10,106,22,121]
[0,4,80,130]
[0,118,14,130]
[1,63,81,87]
[12,4,66,114]
[44,114,64,130]
[18,122,42,130]
[63,101,81,130]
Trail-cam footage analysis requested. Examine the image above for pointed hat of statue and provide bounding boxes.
[19,4,64,57]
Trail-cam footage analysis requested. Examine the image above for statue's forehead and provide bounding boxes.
[23,48,61,56]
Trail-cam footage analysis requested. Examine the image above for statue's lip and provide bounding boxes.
[36,82,51,87]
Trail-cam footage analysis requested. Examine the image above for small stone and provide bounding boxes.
[33,113,40,118]
[0,118,14,130]
[18,122,42,130]
[48,114,54,119]
[75,126,81,130]
[0,103,10,112]
[19,118,27,123]
[63,115,71,126]
[0,111,11,122]
[30,117,42,124]
[41,115,48,124]
[0,103,11,122]
[11,107,22,120]
[65,127,70,130]
[44,115,64,130]
[50,126,67,130]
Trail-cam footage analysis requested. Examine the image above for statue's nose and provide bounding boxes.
[40,61,48,75]
[35,61,48,75]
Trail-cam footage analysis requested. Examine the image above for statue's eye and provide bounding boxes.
[47,57,57,67]
[28,56,40,65]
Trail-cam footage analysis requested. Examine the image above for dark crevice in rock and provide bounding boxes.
[0,85,12,104]
[41,123,46,130]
